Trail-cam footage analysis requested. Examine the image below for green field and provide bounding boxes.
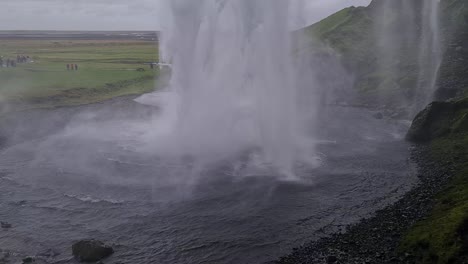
[0,38,160,111]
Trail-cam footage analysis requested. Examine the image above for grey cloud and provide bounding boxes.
[0,0,371,31]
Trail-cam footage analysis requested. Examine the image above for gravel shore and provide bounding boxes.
[276,145,455,264]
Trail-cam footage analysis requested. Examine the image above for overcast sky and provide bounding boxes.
[0,0,371,31]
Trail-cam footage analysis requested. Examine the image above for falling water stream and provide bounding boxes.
[417,0,442,111]
[143,0,321,178]
[373,0,442,114]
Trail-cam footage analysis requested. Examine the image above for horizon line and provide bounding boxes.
[0,29,160,32]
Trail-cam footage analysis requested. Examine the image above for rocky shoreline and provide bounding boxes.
[276,144,455,264]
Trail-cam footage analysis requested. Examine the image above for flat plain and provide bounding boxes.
[0,31,159,111]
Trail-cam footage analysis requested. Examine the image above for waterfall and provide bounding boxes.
[416,0,442,112]
[372,0,442,114]
[149,0,320,178]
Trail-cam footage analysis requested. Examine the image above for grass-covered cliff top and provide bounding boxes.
[303,0,468,106]
[304,6,372,74]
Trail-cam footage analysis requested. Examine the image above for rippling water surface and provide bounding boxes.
[0,98,416,264]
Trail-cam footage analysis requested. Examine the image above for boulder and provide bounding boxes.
[0,222,12,229]
[406,98,468,142]
[72,240,114,262]
[326,255,338,263]
[373,112,384,119]
[406,101,455,142]
[22,257,34,263]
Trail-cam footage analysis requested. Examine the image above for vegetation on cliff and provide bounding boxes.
[406,98,468,142]
[404,97,468,263]
[305,0,468,106]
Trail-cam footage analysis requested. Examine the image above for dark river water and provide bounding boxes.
[0,97,417,264]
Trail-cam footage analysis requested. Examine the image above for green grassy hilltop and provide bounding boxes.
[305,0,468,107]
[0,38,159,111]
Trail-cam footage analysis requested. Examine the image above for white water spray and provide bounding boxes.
[144,0,320,178]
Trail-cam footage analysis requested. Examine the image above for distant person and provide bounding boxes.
[74,64,78,71]
[150,63,154,69]
[67,64,70,70]
[6,59,10,68]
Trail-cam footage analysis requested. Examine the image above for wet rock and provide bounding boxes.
[22,257,34,263]
[0,222,12,229]
[38,249,60,258]
[326,255,338,263]
[72,240,114,262]
[373,112,384,119]
[407,98,468,142]
[0,251,10,263]
[406,101,455,142]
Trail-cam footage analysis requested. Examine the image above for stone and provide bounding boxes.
[406,101,454,142]
[407,98,468,142]
[326,255,338,263]
[22,257,34,263]
[0,222,12,229]
[0,252,10,264]
[38,249,60,258]
[373,112,384,119]
[72,240,114,262]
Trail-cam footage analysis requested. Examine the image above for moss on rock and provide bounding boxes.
[406,98,468,142]
[402,96,468,263]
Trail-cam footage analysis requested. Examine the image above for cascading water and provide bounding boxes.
[372,0,442,115]
[416,0,442,112]
[147,0,320,178]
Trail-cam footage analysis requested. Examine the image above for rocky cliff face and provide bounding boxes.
[406,98,468,142]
